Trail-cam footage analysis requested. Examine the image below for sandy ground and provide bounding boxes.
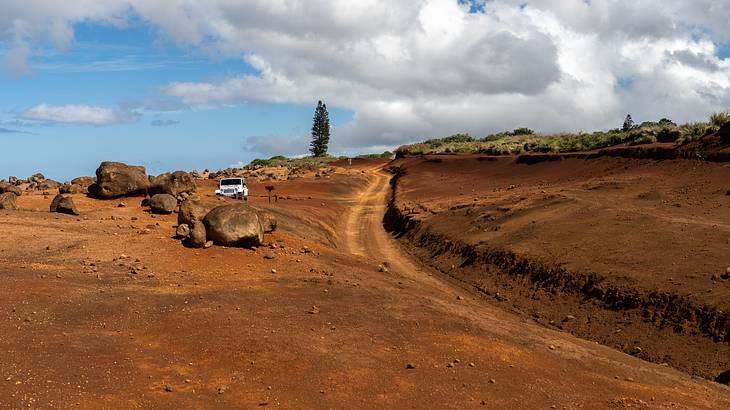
[0,162,729,408]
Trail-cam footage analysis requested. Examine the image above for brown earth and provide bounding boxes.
[386,154,730,381]
[0,160,728,408]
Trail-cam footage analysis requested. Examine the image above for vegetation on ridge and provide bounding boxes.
[396,112,730,157]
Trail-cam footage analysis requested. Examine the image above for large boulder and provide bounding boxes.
[50,194,80,215]
[149,194,178,214]
[0,192,18,210]
[71,176,95,187]
[89,161,150,199]
[203,204,264,248]
[149,171,196,196]
[38,179,61,191]
[59,183,87,194]
[178,198,220,226]
[0,181,22,196]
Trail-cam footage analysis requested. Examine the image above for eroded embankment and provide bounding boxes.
[384,165,730,382]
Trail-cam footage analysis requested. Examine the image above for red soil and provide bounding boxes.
[0,162,728,407]
[388,154,730,379]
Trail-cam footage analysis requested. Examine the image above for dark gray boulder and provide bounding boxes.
[50,194,80,215]
[149,194,178,214]
[0,192,18,210]
[149,171,196,196]
[89,161,150,199]
[203,204,264,248]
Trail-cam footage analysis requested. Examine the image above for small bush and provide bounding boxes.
[710,111,730,127]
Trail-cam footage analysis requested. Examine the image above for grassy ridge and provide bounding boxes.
[396,112,730,157]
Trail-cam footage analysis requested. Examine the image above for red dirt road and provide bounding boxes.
[0,166,728,408]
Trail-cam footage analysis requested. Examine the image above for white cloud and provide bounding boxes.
[20,103,138,125]
[1,0,730,151]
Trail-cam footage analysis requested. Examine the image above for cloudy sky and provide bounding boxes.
[1,0,729,180]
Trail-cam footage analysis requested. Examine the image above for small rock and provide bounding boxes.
[307,306,319,314]
[217,385,226,394]
[264,251,276,260]
[548,345,556,350]
[564,315,576,321]
[456,295,463,301]
[488,379,495,384]
[118,202,126,207]
[176,224,191,239]
[378,264,389,273]
[164,385,173,392]
[204,241,213,248]
[271,268,277,274]
[405,363,416,369]
[468,362,475,367]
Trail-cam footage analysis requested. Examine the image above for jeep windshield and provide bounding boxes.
[220,179,243,186]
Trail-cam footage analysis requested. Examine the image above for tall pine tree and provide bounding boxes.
[310,100,330,157]
[622,114,634,132]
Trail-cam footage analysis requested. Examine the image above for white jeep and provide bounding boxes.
[215,177,249,200]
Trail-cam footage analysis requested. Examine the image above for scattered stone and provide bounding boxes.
[185,221,207,248]
[488,379,496,384]
[548,345,556,350]
[89,161,150,199]
[378,264,389,273]
[118,202,127,208]
[564,315,576,321]
[50,194,80,215]
[307,306,319,314]
[149,194,178,214]
[405,363,416,369]
[722,268,730,280]
[204,241,213,248]
[217,385,227,394]
[456,295,463,301]
[0,181,22,196]
[264,251,276,259]
[164,385,173,392]
[0,192,18,210]
[176,224,191,239]
[468,362,475,368]
[271,268,277,274]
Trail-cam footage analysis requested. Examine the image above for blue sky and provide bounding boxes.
[1,1,729,181]
[0,21,353,180]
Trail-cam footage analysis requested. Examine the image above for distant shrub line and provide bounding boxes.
[396,112,730,157]
[246,151,393,168]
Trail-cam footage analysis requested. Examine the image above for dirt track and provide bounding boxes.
[0,165,729,408]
